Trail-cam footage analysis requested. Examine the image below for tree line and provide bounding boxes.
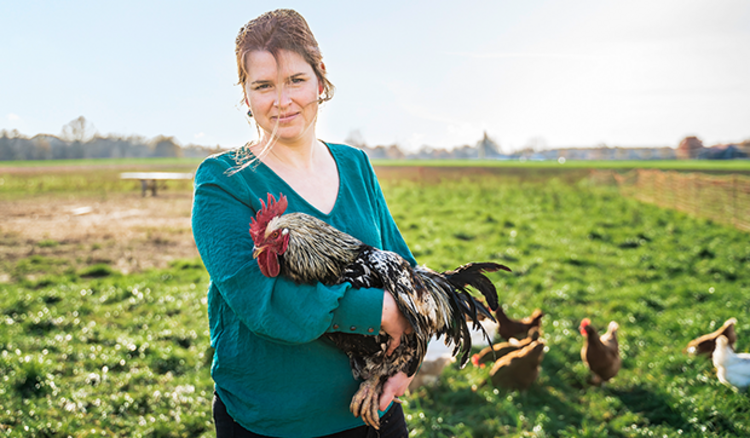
[0,116,220,161]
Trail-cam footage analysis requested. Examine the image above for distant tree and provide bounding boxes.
[0,129,22,139]
[738,139,750,156]
[516,147,535,159]
[60,116,97,143]
[152,135,182,158]
[676,136,704,159]
[384,144,405,159]
[31,136,52,160]
[0,133,18,160]
[344,129,367,149]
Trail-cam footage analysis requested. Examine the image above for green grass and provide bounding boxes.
[385,177,750,437]
[0,259,213,437]
[1,171,749,436]
[0,158,202,198]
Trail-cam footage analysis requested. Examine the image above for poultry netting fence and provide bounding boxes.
[590,168,750,232]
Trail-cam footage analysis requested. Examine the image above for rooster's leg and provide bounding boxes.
[350,378,383,430]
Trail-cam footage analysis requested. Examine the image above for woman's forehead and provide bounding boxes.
[246,49,311,79]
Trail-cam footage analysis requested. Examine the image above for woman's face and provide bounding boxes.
[244,49,321,146]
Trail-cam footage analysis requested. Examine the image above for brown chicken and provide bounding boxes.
[580,319,621,384]
[684,317,737,356]
[487,339,546,390]
[472,326,541,368]
[495,307,544,341]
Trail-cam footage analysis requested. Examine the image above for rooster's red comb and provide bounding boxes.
[580,318,591,328]
[249,193,288,242]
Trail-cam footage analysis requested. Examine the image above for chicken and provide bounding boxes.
[472,326,541,368]
[579,319,621,384]
[249,193,510,428]
[685,317,737,356]
[713,335,750,389]
[487,339,545,390]
[495,307,544,341]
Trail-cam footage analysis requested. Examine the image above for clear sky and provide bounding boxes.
[2,0,749,153]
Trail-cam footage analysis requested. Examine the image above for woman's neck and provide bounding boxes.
[256,134,322,171]
[251,135,339,215]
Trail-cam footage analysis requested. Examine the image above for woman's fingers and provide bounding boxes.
[386,335,401,356]
[379,372,413,411]
[381,291,414,355]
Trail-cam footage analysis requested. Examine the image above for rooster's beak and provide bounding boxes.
[252,245,264,259]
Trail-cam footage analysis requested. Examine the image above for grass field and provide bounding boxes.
[1,161,749,437]
[372,159,750,172]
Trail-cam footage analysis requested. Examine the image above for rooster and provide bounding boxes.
[250,193,510,428]
[579,319,621,384]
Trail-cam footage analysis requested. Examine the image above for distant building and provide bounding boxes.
[699,144,748,160]
[476,131,501,159]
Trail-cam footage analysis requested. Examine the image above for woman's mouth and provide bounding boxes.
[274,112,299,123]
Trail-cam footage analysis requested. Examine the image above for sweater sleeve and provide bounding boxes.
[192,156,383,344]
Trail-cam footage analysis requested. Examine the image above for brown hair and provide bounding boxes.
[235,9,334,103]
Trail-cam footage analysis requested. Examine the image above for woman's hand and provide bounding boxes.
[379,371,414,411]
[380,291,413,356]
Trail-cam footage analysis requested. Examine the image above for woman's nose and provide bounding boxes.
[273,90,292,107]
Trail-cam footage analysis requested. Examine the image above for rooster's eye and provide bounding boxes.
[271,231,279,238]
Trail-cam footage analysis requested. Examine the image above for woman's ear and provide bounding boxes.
[318,62,326,95]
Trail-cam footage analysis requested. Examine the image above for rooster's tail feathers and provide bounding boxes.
[443,262,509,311]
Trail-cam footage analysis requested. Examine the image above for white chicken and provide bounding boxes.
[713,335,750,389]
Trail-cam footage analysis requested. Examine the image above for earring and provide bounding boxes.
[247,109,253,118]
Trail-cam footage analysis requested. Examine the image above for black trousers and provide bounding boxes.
[213,391,409,438]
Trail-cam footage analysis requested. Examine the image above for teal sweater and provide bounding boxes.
[191,143,416,437]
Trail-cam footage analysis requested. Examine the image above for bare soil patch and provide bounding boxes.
[0,192,199,280]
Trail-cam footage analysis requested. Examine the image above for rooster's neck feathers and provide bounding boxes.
[270,213,367,285]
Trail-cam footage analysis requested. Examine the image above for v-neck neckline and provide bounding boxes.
[251,141,341,217]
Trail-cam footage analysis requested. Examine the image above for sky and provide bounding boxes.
[2,0,749,153]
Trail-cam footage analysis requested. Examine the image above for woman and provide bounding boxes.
[191,9,416,438]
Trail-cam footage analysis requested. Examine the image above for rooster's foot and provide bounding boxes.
[350,379,382,430]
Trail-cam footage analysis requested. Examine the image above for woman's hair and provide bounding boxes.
[235,9,334,104]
